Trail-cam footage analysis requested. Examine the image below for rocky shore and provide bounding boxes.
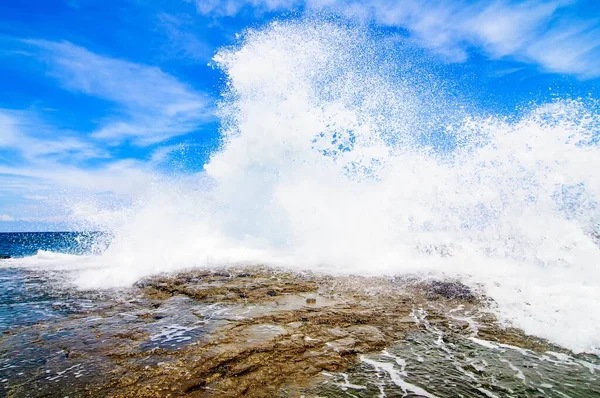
[1,267,597,397]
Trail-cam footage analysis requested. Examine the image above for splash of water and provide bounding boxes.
[8,19,600,354]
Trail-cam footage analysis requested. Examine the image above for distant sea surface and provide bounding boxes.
[0,231,102,258]
[0,231,106,332]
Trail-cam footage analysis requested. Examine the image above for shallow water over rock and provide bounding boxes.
[306,319,600,397]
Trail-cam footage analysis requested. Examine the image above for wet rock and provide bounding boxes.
[327,337,357,354]
[139,268,318,304]
[1,266,566,398]
[327,327,349,338]
[425,280,477,302]
[180,377,206,393]
[348,325,387,345]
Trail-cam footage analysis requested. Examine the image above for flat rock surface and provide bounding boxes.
[1,267,598,397]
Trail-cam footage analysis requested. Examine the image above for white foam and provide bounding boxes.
[499,358,526,381]
[10,19,600,355]
[477,387,500,398]
[361,356,439,397]
[337,373,367,391]
[149,324,198,345]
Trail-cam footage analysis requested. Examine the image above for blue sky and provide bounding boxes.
[0,0,599,231]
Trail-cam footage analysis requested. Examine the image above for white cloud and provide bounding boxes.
[0,108,152,203]
[195,0,600,78]
[0,160,155,197]
[26,40,214,145]
[0,215,15,222]
[22,195,49,201]
[0,158,159,227]
[0,105,202,226]
[194,0,302,16]
[158,13,212,61]
[0,109,105,161]
[1,29,214,228]
[149,143,185,164]
[0,108,163,224]
[0,156,211,229]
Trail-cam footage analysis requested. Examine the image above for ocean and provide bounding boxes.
[0,232,100,258]
[0,232,100,333]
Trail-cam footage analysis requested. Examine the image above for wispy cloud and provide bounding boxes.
[26,40,214,145]
[158,13,213,61]
[0,161,155,196]
[193,0,302,16]
[355,0,600,79]
[0,157,159,227]
[0,109,105,161]
[0,108,180,226]
[2,14,211,229]
[194,0,600,78]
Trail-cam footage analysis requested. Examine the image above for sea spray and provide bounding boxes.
[6,19,600,354]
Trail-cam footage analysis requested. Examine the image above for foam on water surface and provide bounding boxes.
[317,309,599,397]
[2,18,600,355]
